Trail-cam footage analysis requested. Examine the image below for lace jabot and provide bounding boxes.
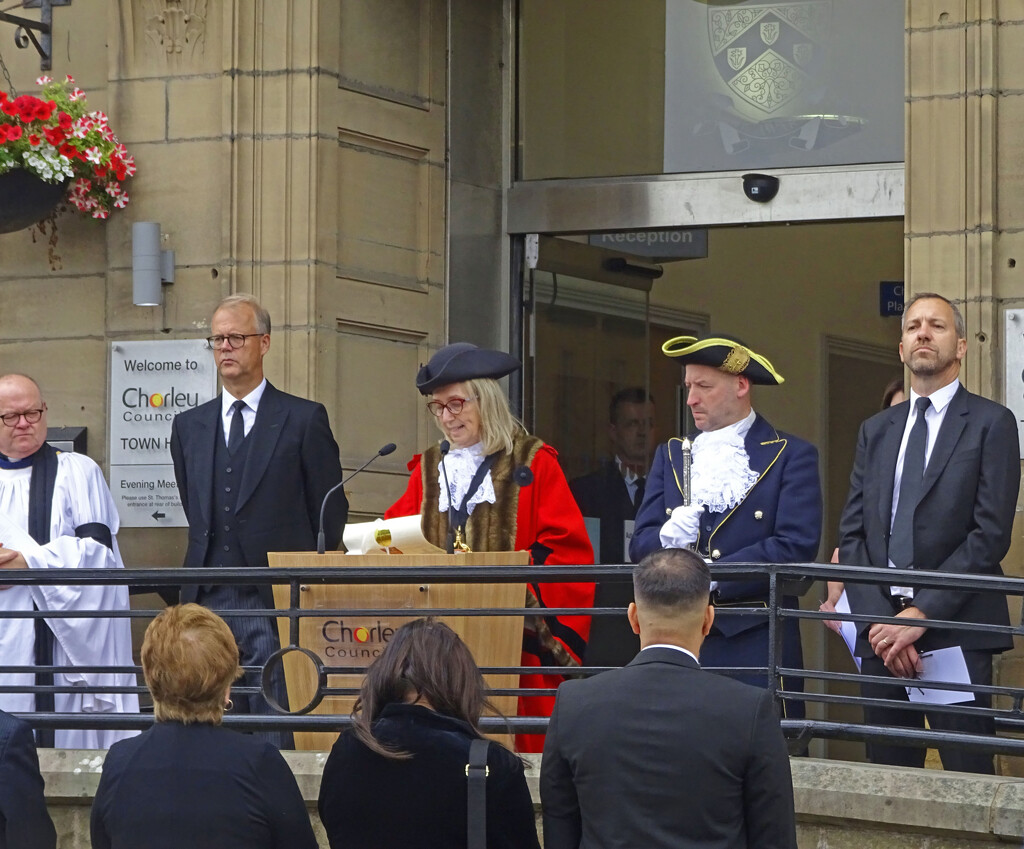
[437,442,497,515]
[689,412,758,514]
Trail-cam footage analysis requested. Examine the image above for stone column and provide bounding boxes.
[906,2,1024,774]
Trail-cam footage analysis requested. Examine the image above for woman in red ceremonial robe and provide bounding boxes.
[385,342,594,752]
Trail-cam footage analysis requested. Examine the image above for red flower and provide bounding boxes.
[43,126,65,145]
[58,142,79,159]
[6,125,22,141]
[0,125,8,142]
[94,165,108,178]
[28,133,41,146]
[12,95,44,122]
[58,111,72,131]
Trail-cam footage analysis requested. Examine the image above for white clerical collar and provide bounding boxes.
[909,379,959,415]
[642,643,699,665]
[222,378,267,418]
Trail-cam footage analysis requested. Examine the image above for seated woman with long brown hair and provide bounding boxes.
[90,604,317,849]
[318,618,540,849]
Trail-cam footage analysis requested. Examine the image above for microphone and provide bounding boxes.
[513,465,533,487]
[438,440,454,554]
[317,442,397,554]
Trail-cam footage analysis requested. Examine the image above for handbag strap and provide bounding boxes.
[466,738,490,849]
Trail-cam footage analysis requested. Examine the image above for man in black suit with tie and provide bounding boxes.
[839,292,1019,773]
[570,387,656,665]
[0,709,56,849]
[170,295,346,747]
[541,548,796,849]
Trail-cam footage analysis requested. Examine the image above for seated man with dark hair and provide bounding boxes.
[541,547,796,849]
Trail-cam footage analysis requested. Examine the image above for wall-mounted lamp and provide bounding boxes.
[132,222,175,306]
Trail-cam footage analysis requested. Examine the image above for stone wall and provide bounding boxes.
[38,750,1024,848]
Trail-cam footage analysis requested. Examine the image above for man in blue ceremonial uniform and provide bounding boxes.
[630,335,822,713]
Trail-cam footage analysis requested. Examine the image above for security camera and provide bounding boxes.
[742,173,779,203]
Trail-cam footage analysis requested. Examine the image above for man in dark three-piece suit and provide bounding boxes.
[839,293,1019,773]
[0,709,56,849]
[171,295,346,747]
[630,336,822,713]
[571,387,656,665]
[541,548,796,849]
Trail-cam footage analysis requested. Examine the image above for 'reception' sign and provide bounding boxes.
[109,340,217,527]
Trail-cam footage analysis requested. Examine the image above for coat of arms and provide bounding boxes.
[708,1,831,119]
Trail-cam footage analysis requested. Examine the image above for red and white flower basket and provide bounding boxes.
[0,75,136,233]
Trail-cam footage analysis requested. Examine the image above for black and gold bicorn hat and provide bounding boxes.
[661,335,784,386]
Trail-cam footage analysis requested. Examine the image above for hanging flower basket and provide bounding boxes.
[0,168,68,234]
[0,75,135,234]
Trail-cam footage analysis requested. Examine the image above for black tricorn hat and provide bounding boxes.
[661,335,784,385]
[416,342,522,395]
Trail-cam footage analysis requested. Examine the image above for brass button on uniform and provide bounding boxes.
[754,510,763,520]
[711,549,721,560]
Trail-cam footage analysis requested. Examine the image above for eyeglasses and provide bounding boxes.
[0,407,45,427]
[205,333,263,350]
[426,397,477,417]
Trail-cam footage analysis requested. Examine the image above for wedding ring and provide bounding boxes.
[880,638,890,647]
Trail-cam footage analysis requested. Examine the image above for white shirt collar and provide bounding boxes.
[615,455,640,486]
[642,643,700,665]
[908,379,959,414]
[221,378,267,418]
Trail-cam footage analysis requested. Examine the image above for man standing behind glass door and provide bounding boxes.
[571,387,656,665]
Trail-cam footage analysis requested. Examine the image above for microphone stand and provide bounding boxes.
[438,440,455,554]
[317,442,397,554]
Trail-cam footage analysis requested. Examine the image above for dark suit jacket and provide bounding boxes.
[570,459,638,565]
[90,722,317,849]
[0,711,55,849]
[541,647,796,849]
[318,703,540,849]
[170,381,346,607]
[838,384,1019,655]
[570,460,642,664]
[630,415,822,633]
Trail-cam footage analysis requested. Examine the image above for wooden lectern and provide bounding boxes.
[269,551,528,751]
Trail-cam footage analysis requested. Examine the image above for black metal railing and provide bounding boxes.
[3,562,1024,754]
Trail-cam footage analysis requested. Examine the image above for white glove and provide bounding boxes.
[659,504,704,549]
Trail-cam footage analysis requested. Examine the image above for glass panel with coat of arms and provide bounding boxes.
[663,0,903,173]
[516,0,903,180]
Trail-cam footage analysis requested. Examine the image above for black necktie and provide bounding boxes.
[888,396,931,568]
[228,399,246,454]
[633,476,646,510]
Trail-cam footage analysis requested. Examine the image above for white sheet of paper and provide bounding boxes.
[835,591,861,671]
[905,646,974,704]
[622,519,635,563]
[342,516,445,555]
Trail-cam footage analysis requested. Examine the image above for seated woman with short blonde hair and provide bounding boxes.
[90,604,316,849]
